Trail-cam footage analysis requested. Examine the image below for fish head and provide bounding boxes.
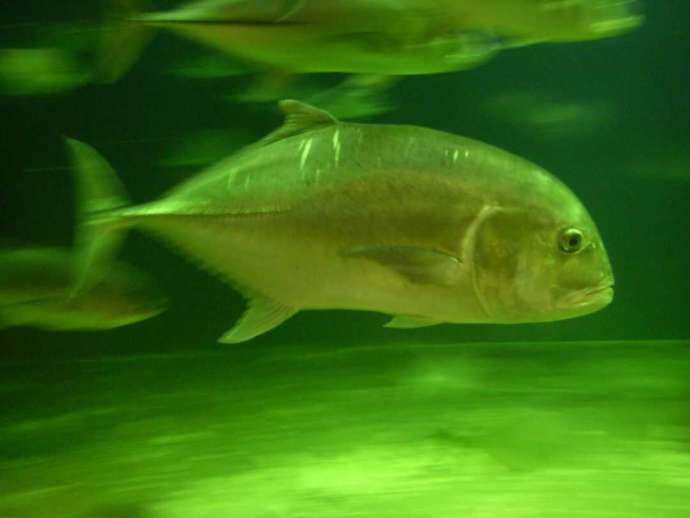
[472,191,614,323]
[458,0,643,43]
[566,0,644,41]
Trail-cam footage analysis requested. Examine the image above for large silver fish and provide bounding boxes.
[0,247,167,331]
[100,0,642,82]
[67,100,614,343]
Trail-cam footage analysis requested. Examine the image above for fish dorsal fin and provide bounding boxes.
[259,100,337,146]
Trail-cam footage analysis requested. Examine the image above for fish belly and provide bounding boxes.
[140,212,478,320]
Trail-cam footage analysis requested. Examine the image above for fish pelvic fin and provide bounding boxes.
[64,138,132,295]
[384,314,442,329]
[96,0,154,83]
[219,292,297,344]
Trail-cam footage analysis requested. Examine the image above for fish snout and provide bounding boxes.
[558,280,614,311]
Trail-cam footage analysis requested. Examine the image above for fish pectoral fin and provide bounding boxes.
[259,99,337,146]
[218,294,296,344]
[342,245,464,286]
[384,314,442,329]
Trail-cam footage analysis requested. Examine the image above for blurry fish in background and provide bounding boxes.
[455,0,643,45]
[301,75,397,120]
[64,100,613,344]
[97,0,498,84]
[0,19,106,96]
[0,247,167,331]
[0,1,641,105]
[28,21,103,53]
[157,128,258,169]
[481,90,614,138]
[97,0,642,83]
[626,143,690,183]
[169,50,397,119]
[0,48,91,96]
[166,52,255,80]
[86,0,644,117]
[228,74,398,120]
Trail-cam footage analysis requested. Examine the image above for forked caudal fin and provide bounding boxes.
[62,100,336,343]
[97,0,154,83]
[64,138,132,293]
[64,136,297,345]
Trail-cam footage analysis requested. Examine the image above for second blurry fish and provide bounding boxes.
[98,0,643,83]
[0,48,91,96]
[0,247,167,331]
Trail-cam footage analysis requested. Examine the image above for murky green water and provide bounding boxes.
[2,340,689,517]
[1,1,689,516]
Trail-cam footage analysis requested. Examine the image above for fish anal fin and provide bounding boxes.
[342,245,464,287]
[218,293,296,344]
[259,99,337,146]
[384,314,441,329]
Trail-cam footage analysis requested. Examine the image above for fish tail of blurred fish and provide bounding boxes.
[64,138,133,294]
[96,0,153,83]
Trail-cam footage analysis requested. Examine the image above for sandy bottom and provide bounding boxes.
[1,340,689,517]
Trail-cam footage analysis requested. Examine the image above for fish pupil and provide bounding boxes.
[559,228,584,253]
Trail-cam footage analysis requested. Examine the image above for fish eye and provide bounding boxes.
[559,228,585,254]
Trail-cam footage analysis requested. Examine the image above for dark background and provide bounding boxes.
[1,1,688,358]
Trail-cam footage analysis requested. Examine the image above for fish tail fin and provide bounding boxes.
[96,0,153,83]
[64,138,132,293]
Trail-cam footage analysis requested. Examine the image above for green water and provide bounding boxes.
[2,341,690,517]
[1,1,689,516]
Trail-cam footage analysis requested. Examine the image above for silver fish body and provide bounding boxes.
[67,101,613,342]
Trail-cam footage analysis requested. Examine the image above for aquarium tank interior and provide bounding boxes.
[0,1,689,517]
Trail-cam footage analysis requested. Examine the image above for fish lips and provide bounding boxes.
[558,282,615,312]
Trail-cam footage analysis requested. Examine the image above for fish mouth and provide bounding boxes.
[581,284,614,305]
[559,283,615,310]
